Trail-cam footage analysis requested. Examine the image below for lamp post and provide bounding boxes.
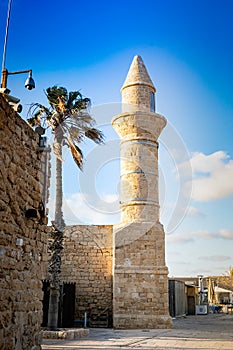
[0,0,35,95]
[1,68,35,93]
[0,67,35,112]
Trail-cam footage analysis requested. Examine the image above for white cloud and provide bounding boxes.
[183,151,233,202]
[198,255,231,262]
[100,193,119,203]
[219,229,233,240]
[191,151,229,173]
[63,192,120,225]
[166,233,194,244]
[169,260,191,266]
[186,205,204,217]
[167,228,233,244]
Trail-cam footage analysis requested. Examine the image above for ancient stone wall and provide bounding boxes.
[0,95,49,350]
[61,225,113,326]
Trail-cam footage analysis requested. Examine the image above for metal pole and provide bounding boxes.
[84,312,87,328]
[1,68,8,89]
[2,0,12,71]
[1,69,33,90]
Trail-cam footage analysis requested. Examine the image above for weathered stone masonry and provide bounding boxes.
[0,94,49,350]
[60,56,171,329]
[61,225,113,325]
[112,56,172,328]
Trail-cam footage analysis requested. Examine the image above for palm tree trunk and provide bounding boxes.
[54,130,65,230]
[47,127,65,330]
[47,288,60,330]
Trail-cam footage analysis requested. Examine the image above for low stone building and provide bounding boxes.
[61,225,113,326]
[0,94,50,350]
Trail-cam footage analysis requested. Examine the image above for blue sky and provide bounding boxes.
[1,0,233,277]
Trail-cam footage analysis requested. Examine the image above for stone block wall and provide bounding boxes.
[61,225,113,325]
[113,223,171,329]
[0,95,49,350]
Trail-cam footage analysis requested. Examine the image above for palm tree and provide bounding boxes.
[27,86,104,330]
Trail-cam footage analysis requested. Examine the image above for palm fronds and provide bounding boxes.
[67,137,83,170]
[85,128,104,144]
[27,85,104,168]
[27,103,52,128]
[46,86,68,111]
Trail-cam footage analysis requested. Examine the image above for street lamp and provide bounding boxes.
[0,0,35,108]
[1,68,35,93]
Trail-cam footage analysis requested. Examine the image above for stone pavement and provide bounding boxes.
[42,313,233,350]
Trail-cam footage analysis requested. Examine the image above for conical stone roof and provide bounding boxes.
[121,55,155,92]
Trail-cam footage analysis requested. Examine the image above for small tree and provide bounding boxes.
[28,86,104,329]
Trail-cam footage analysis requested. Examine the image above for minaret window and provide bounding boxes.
[150,92,155,112]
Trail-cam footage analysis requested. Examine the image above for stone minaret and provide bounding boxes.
[112,55,172,329]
